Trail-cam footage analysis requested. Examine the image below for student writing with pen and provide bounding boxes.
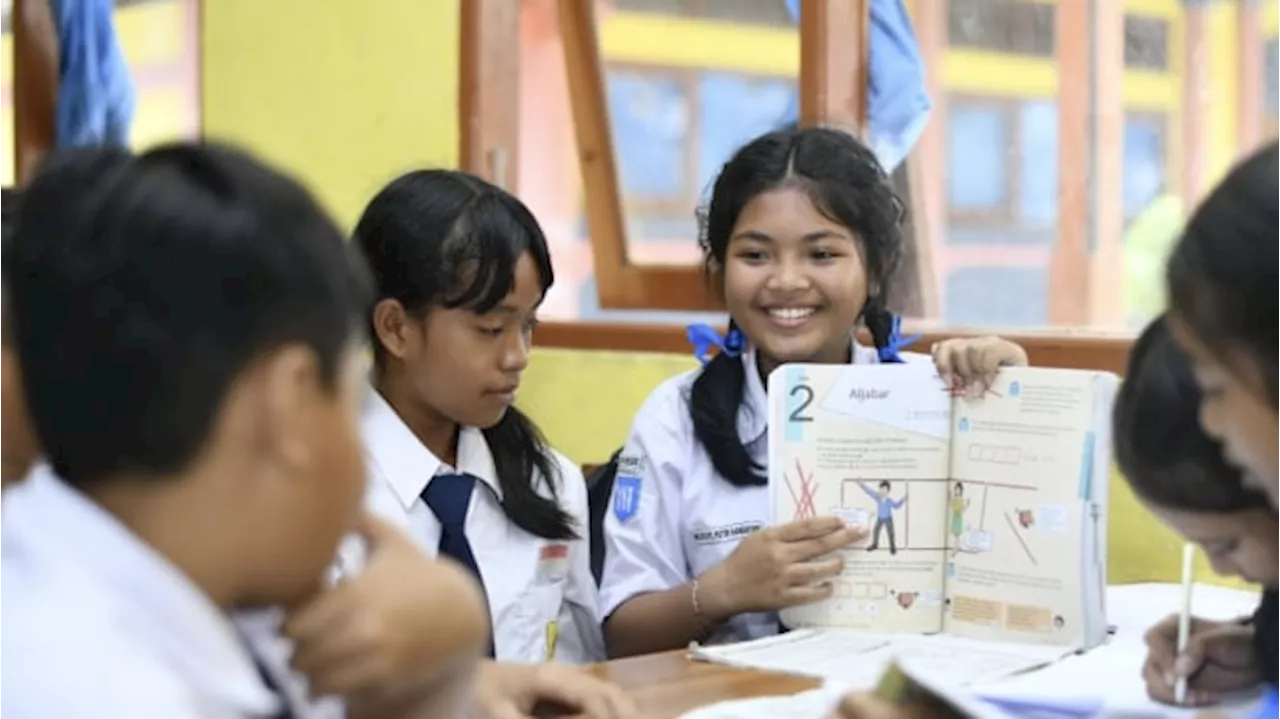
[1161,142,1278,715]
[835,316,1278,718]
[832,138,1278,719]
[1114,318,1276,707]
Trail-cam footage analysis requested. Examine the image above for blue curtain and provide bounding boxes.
[783,0,932,172]
[51,0,135,148]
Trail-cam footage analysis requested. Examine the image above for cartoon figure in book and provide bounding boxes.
[949,482,970,556]
[858,480,907,555]
[1016,508,1035,529]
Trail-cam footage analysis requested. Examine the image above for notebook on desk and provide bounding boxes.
[974,640,1265,718]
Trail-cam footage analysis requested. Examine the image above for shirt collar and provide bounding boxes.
[7,468,280,716]
[362,389,502,511]
[738,339,881,444]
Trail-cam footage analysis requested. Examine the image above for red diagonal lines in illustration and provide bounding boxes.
[784,458,818,520]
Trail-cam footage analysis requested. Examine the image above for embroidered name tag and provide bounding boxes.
[612,453,646,524]
[691,521,764,546]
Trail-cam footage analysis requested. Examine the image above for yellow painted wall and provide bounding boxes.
[200,0,460,231]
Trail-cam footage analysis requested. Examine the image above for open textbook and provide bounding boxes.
[688,584,1264,716]
[765,363,1114,648]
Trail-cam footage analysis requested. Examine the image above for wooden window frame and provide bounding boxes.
[460,0,1134,349]
[540,0,870,312]
[12,0,59,184]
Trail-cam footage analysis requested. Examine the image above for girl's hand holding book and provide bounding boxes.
[699,517,865,616]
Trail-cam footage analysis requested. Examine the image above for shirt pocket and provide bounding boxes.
[502,577,567,662]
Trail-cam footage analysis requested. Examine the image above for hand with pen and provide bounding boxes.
[1142,613,1261,707]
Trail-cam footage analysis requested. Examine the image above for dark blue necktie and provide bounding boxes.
[421,472,494,657]
[238,636,293,719]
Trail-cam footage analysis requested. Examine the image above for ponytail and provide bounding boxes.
[863,297,910,363]
[688,319,765,488]
[483,406,578,540]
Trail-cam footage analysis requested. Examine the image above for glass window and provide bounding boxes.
[948,103,1009,212]
[606,69,690,200]
[1018,100,1058,225]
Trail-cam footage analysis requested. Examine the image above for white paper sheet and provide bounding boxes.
[976,640,1263,718]
[683,584,1265,718]
[691,630,1064,691]
[974,583,1264,718]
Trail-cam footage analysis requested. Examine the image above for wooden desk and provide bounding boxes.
[587,650,820,718]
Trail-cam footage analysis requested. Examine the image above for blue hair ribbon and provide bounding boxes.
[878,314,921,364]
[687,323,744,366]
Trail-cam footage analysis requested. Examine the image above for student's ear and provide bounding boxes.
[371,298,417,361]
[707,259,727,302]
[252,345,323,473]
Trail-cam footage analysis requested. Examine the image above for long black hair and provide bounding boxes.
[689,127,906,487]
[2,187,21,349]
[1167,143,1280,680]
[1113,317,1268,513]
[1166,142,1278,406]
[354,170,575,540]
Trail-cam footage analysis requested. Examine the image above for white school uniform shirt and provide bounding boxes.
[599,342,929,645]
[1,467,290,719]
[359,390,605,663]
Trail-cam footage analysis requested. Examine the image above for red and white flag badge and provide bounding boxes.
[536,542,569,583]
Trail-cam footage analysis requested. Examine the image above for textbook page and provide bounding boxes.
[767,363,953,634]
[691,630,1065,691]
[941,368,1108,648]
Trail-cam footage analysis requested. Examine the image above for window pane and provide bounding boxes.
[1123,15,1169,71]
[517,0,1258,331]
[516,0,798,319]
[1122,116,1166,221]
[1018,100,1058,225]
[948,0,1053,57]
[695,71,797,197]
[607,69,689,199]
[944,267,1049,327]
[947,104,1008,212]
[1266,38,1279,122]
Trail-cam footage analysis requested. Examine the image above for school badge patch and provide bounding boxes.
[613,456,644,523]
